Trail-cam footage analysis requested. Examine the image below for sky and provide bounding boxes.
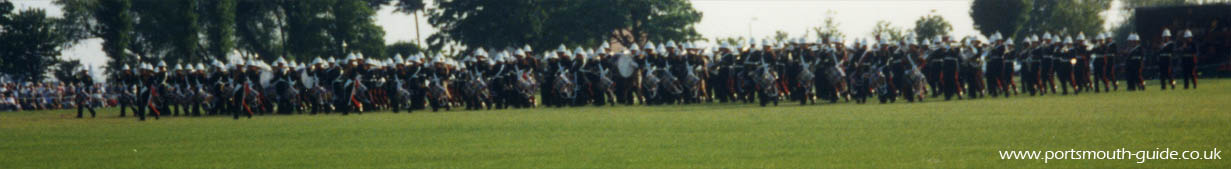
[10,0,1127,80]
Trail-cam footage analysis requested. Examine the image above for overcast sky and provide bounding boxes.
[12,0,1126,79]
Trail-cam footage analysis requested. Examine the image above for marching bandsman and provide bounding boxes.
[1056,36,1075,95]
[137,63,160,121]
[74,68,96,118]
[273,58,293,114]
[1178,29,1199,89]
[170,64,187,116]
[117,65,135,117]
[1072,33,1092,94]
[208,61,229,116]
[924,36,944,97]
[960,37,983,99]
[1156,28,1177,90]
[1020,35,1039,95]
[985,33,1008,97]
[390,55,409,113]
[1092,33,1118,92]
[1002,38,1018,96]
[939,36,961,100]
[1125,33,1147,91]
[408,54,428,111]
[1037,33,1057,95]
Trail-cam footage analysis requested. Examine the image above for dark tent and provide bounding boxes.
[1135,4,1231,75]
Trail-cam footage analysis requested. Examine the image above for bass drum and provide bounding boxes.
[300,70,315,89]
[616,53,638,78]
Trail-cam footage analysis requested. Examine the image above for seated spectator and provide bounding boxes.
[0,94,17,111]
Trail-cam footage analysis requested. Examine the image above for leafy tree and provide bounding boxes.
[810,10,843,42]
[1026,0,1110,36]
[712,37,745,47]
[0,8,68,81]
[0,0,10,22]
[871,20,907,41]
[56,0,134,80]
[608,0,704,46]
[385,41,425,59]
[970,0,1110,39]
[127,0,199,63]
[970,0,1030,39]
[332,0,386,59]
[53,59,83,83]
[203,0,237,61]
[772,30,789,42]
[391,0,425,44]
[0,0,11,77]
[233,0,283,61]
[59,0,388,66]
[170,0,201,63]
[425,0,702,54]
[913,11,953,41]
[279,0,336,61]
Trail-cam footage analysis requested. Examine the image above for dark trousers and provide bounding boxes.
[1182,57,1197,89]
[136,97,158,121]
[119,100,128,117]
[1093,58,1115,92]
[1056,61,1073,94]
[136,97,145,121]
[1042,60,1058,94]
[1126,59,1145,91]
[1158,58,1175,90]
[234,93,253,119]
[942,60,960,100]
[1022,62,1038,95]
[391,92,405,113]
[76,100,95,118]
[1001,61,1016,96]
[985,59,1003,97]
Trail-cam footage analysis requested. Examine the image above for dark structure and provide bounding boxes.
[1135,4,1231,76]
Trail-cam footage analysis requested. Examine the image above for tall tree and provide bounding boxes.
[233,0,283,61]
[114,0,207,65]
[171,0,200,64]
[427,0,553,52]
[871,20,907,41]
[56,0,390,72]
[712,36,745,47]
[608,0,704,47]
[0,0,10,22]
[0,0,11,78]
[391,0,425,44]
[203,0,236,61]
[0,9,68,81]
[426,0,702,54]
[810,10,843,42]
[280,0,335,61]
[970,0,1110,39]
[913,11,953,41]
[772,30,789,42]
[53,59,84,83]
[332,0,386,59]
[385,41,425,59]
[970,0,1030,39]
[56,0,134,79]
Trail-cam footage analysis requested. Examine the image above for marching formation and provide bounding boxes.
[85,28,1204,120]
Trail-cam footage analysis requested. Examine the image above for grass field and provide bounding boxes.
[1,80,1229,168]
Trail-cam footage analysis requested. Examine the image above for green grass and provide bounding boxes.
[1,80,1229,168]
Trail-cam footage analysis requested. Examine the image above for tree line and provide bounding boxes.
[2,0,700,82]
[8,0,1202,82]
